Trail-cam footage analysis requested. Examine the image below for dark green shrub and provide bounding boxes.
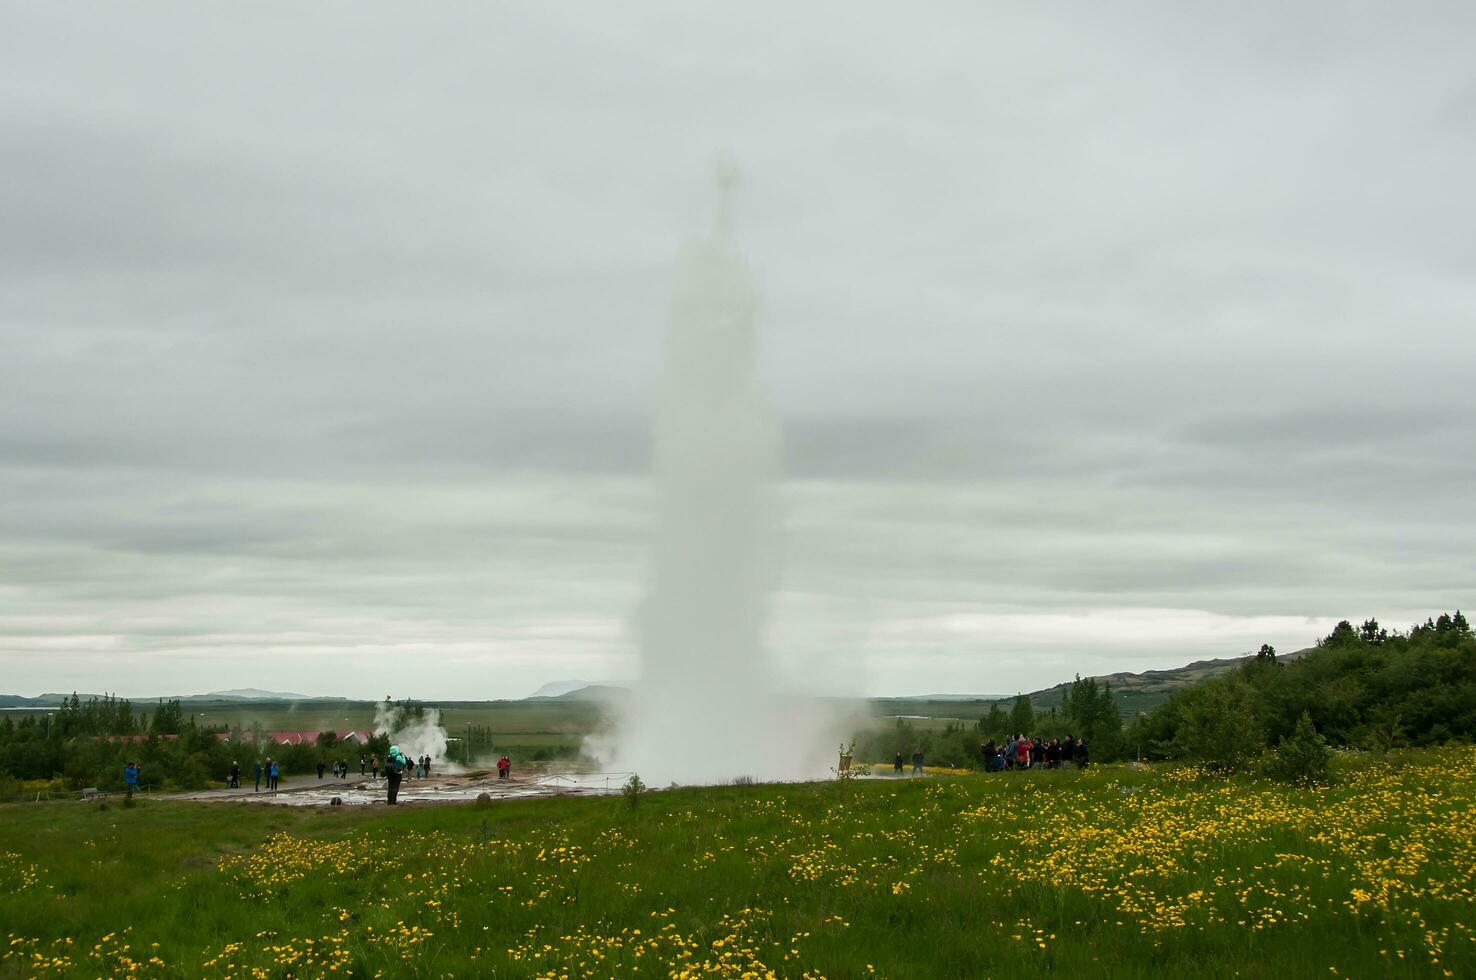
[1264,711,1333,786]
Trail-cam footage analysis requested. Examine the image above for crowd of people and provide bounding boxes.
[980,734,1089,771]
[218,750,441,795]
[886,736,1090,776]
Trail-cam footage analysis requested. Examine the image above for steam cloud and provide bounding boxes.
[373,700,450,767]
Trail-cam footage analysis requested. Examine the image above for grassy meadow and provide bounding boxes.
[4,748,1473,979]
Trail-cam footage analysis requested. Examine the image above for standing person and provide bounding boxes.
[385,744,407,805]
[911,749,924,776]
[253,759,262,792]
[893,752,904,775]
[424,755,432,778]
[269,758,280,791]
[317,760,326,780]
[371,755,379,780]
[497,755,511,780]
[1075,738,1089,770]
[1063,734,1076,767]
[1004,735,1017,770]
[1015,737,1030,770]
[360,754,367,776]
[123,761,139,800]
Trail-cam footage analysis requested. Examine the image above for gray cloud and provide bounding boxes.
[1,1,1472,697]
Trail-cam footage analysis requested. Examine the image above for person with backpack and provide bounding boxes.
[385,744,408,804]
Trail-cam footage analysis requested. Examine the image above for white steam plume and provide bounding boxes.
[608,164,834,784]
[373,700,449,766]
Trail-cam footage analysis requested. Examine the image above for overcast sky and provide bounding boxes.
[2,2,1473,700]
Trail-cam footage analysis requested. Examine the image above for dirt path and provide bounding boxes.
[162,769,626,807]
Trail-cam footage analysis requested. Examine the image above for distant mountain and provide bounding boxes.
[893,693,1010,702]
[552,684,629,702]
[527,679,596,699]
[18,689,333,705]
[187,688,317,702]
[1026,647,1314,716]
[0,694,59,708]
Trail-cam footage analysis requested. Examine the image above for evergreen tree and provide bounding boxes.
[978,702,1008,737]
[149,699,186,735]
[1008,694,1035,734]
[1092,681,1123,758]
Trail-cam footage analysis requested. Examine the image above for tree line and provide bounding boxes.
[1125,611,1474,771]
[0,696,395,799]
[856,610,1472,772]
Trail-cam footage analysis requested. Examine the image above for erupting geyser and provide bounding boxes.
[613,166,822,784]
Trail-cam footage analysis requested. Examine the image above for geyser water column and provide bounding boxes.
[615,167,805,785]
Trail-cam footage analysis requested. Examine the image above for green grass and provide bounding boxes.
[4,748,1473,978]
